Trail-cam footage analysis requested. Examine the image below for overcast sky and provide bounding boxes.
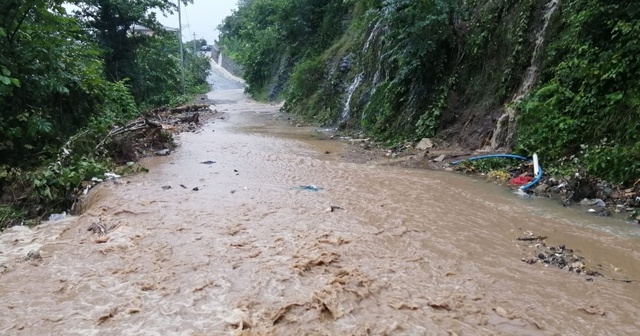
[63,1,238,45]
[159,0,238,44]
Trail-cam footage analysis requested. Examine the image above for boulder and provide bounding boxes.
[433,154,446,162]
[416,138,434,150]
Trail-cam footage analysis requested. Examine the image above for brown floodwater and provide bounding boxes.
[1,84,640,336]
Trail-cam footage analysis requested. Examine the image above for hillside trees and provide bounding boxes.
[219,0,640,184]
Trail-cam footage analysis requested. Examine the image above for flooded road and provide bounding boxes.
[2,70,640,335]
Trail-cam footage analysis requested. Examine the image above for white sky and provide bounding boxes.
[63,0,239,44]
[160,0,238,44]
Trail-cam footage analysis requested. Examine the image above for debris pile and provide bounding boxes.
[68,103,219,215]
[453,159,535,182]
[517,232,604,278]
[102,104,218,164]
[449,156,640,220]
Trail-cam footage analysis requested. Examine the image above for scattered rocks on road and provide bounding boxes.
[23,250,42,262]
[517,232,603,278]
[324,206,343,213]
[579,305,606,316]
[88,222,108,235]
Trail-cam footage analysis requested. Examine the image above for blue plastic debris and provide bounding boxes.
[295,185,322,192]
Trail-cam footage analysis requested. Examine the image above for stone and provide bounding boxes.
[155,149,170,156]
[570,262,585,270]
[340,56,352,72]
[23,250,43,262]
[580,198,606,207]
[534,184,549,193]
[595,208,611,217]
[494,307,510,318]
[416,138,434,150]
[433,155,447,162]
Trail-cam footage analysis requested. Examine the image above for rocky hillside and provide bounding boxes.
[218,0,640,184]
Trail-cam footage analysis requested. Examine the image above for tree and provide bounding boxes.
[0,0,130,167]
[71,0,191,85]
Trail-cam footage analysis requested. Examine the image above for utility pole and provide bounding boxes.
[177,0,186,94]
[193,33,197,54]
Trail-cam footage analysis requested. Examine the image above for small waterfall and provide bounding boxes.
[363,21,382,52]
[340,19,390,125]
[340,73,364,125]
[490,0,560,149]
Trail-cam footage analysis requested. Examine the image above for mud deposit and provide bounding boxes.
[1,68,640,335]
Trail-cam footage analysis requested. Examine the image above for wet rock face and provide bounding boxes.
[268,56,295,101]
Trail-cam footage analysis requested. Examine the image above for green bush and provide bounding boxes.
[516,0,640,183]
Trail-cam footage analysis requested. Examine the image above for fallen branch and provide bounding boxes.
[516,236,548,241]
[608,278,640,283]
[178,113,200,124]
[95,119,162,151]
[170,104,211,114]
[58,129,91,163]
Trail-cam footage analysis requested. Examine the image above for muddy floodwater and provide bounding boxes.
[2,70,640,336]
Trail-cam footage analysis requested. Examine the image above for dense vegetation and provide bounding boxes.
[218,0,640,184]
[217,0,348,99]
[0,0,210,226]
[516,1,640,183]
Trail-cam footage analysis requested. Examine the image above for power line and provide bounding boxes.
[184,4,192,43]
[177,0,185,94]
[193,32,197,53]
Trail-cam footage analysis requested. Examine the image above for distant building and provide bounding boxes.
[130,24,178,36]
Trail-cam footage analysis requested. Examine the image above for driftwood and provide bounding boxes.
[516,236,548,241]
[58,129,91,163]
[179,113,200,124]
[92,102,214,153]
[95,119,162,151]
[170,104,211,114]
[150,106,169,114]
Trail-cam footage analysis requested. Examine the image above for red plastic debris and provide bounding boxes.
[509,176,533,186]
